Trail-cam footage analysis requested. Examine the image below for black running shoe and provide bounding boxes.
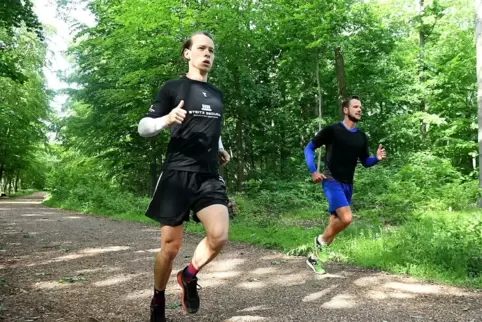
[176,270,200,313]
[150,300,166,322]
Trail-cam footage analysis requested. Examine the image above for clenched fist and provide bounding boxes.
[376,144,386,161]
[311,171,326,184]
[219,149,230,166]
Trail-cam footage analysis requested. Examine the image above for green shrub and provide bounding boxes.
[45,151,150,216]
[332,210,482,287]
[352,152,480,223]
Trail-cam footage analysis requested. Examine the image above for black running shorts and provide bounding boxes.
[145,169,229,226]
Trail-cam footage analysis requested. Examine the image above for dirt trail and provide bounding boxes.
[0,193,480,322]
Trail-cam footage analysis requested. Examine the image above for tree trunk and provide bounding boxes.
[334,46,347,119]
[315,55,324,172]
[249,131,255,171]
[419,0,427,139]
[14,173,19,192]
[235,117,245,191]
[7,177,12,195]
[476,0,482,206]
[245,126,254,175]
[0,163,3,190]
[279,121,286,175]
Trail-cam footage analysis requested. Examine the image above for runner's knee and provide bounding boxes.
[207,230,228,251]
[339,213,352,227]
[336,208,353,227]
[161,238,182,261]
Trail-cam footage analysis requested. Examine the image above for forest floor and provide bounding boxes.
[1,193,481,322]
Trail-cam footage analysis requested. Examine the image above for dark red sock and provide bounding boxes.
[152,288,165,305]
[183,261,199,281]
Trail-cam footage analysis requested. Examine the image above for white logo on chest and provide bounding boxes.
[202,92,207,97]
[202,104,212,111]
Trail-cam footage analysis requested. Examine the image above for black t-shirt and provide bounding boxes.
[311,122,370,184]
[145,76,224,174]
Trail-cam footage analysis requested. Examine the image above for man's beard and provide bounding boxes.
[347,114,360,123]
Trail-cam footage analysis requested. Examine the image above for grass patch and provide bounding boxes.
[2,189,39,198]
[42,195,154,224]
[330,210,482,288]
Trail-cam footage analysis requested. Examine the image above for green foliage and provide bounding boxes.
[352,153,480,223]
[237,153,480,226]
[0,20,50,194]
[0,0,44,82]
[223,192,482,288]
[8,189,38,198]
[243,178,321,210]
[52,0,478,196]
[332,211,482,288]
[45,149,150,218]
[0,0,43,38]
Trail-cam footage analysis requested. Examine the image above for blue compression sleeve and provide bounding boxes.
[361,156,378,168]
[304,141,317,173]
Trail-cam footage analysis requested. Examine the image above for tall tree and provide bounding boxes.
[334,46,347,119]
[419,0,427,138]
[0,0,43,82]
[476,0,482,199]
[0,24,50,192]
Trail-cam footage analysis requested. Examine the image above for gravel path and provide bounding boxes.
[1,193,481,322]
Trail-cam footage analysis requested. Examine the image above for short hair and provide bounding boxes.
[341,95,360,109]
[180,31,213,58]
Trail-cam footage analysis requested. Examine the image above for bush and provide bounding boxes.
[352,152,480,223]
[333,210,482,287]
[45,151,150,217]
